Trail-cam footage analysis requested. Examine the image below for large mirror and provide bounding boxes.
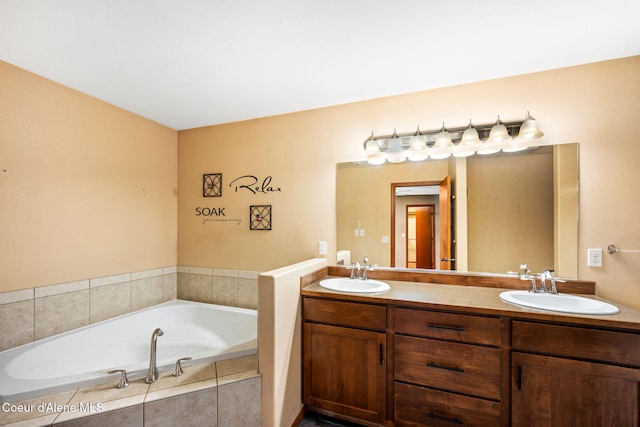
[336,143,579,278]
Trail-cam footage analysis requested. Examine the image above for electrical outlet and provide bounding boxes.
[359,229,365,237]
[318,241,327,255]
[587,248,602,267]
[354,229,360,237]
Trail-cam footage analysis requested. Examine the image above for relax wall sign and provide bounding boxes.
[229,175,282,194]
[203,173,282,197]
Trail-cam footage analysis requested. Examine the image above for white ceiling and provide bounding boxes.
[2,0,639,130]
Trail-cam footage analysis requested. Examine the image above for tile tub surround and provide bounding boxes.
[0,267,178,352]
[0,354,260,427]
[0,266,260,352]
[176,266,260,310]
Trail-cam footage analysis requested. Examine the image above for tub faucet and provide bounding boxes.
[145,328,164,384]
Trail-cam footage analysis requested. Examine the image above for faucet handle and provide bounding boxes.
[519,273,539,293]
[345,261,359,279]
[549,274,566,294]
[172,357,192,377]
[107,369,130,389]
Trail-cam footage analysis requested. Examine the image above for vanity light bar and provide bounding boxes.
[364,112,544,165]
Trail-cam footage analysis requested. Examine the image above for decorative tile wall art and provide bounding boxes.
[250,205,272,230]
[203,173,222,197]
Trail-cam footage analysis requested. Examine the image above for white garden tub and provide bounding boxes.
[0,300,257,403]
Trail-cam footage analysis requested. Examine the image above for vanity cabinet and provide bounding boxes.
[392,308,504,426]
[302,297,387,424]
[511,321,640,426]
[301,281,640,427]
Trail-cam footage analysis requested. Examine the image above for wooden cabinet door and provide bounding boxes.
[512,352,640,427]
[303,322,386,423]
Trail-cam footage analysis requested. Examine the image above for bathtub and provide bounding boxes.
[0,300,257,403]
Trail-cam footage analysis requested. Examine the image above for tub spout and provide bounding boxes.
[145,328,164,384]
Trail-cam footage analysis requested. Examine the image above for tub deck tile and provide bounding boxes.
[66,378,149,407]
[144,387,217,427]
[217,369,260,387]
[1,340,258,426]
[3,413,58,427]
[218,375,261,427]
[147,363,217,394]
[145,377,218,403]
[216,354,258,377]
[0,390,75,426]
[53,402,143,427]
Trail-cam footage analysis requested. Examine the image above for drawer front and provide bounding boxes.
[394,335,501,400]
[395,382,501,427]
[303,297,386,331]
[394,307,502,346]
[512,321,640,367]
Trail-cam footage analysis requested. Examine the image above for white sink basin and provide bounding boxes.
[319,278,390,293]
[500,290,619,315]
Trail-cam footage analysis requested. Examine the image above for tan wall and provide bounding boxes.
[179,56,640,309]
[0,61,178,292]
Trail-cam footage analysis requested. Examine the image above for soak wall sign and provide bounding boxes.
[195,206,242,225]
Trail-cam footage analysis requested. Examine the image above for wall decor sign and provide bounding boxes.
[195,206,242,225]
[200,217,242,226]
[250,205,272,230]
[203,173,222,197]
[230,175,282,194]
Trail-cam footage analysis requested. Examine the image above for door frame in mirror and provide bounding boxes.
[391,177,452,269]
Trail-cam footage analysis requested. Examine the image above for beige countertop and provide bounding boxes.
[302,279,640,332]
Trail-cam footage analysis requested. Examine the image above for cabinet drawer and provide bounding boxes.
[394,335,501,400]
[303,297,386,331]
[395,382,501,427]
[512,321,640,367]
[394,307,501,346]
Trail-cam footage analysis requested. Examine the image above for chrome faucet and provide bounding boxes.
[349,261,361,279]
[346,256,375,280]
[539,271,548,293]
[512,264,566,294]
[513,263,538,293]
[544,269,565,294]
[145,328,164,384]
[361,256,374,280]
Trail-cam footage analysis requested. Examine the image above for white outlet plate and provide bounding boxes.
[319,241,327,255]
[587,248,603,267]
